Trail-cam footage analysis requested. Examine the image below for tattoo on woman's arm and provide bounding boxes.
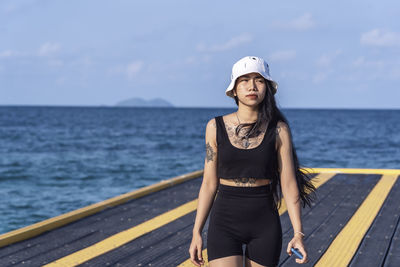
[206,142,215,162]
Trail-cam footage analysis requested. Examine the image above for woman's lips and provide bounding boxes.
[246,95,257,98]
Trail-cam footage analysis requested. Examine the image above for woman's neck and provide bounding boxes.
[236,106,258,123]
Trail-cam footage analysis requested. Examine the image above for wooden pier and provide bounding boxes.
[0,168,399,266]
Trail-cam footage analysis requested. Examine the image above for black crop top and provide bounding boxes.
[215,115,278,180]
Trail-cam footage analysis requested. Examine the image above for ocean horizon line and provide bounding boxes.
[0,104,399,111]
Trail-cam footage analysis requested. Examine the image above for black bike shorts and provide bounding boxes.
[207,183,282,267]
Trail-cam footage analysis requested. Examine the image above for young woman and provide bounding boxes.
[189,56,317,267]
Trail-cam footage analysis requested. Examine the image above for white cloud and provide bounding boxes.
[183,55,212,64]
[273,13,315,31]
[312,69,333,84]
[352,56,385,69]
[47,59,64,67]
[196,33,252,52]
[352,57,364,66]
[56,76,67,85]
[202,54,212,63]
[312,72,327,83]
[108,61,144,80]
[315,49,342,67]
[337,56,396,81]
[269,50,296,62]
[0,50,21,58]
[291,13,315,30]
[184,56,196,64]
[126,61,143,79]
[1,0,37,14]
[278,70,308,81]
[361,29,400,47]
[390,68,400,80]
[1,3,20,14]
[38,42,61,56]
[71,56,93,68]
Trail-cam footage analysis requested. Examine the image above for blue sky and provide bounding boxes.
[1,0,399,109]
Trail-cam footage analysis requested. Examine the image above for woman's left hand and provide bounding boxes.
[287,235,309,264]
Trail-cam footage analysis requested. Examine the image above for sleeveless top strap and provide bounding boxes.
[214,116,226,146]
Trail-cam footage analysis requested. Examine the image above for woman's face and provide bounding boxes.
[233,72,266,106]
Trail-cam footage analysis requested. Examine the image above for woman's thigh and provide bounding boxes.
[207,193,246,263]
[244,208,282,267]
[209,255,243,267]
[207,209,244,263]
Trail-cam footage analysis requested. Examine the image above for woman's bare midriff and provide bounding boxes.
[219,177,272,187]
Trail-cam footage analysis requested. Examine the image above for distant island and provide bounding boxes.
[115,97,174,107]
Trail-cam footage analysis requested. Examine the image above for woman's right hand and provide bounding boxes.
[189,232,205,266]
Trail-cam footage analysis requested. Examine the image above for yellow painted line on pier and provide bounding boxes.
[43,199,199,266]
[307,167,400,175]
[315,174,398,267]
[178,172,336,266]
[0,170,203,248]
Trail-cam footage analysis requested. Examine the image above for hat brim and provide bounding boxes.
[225,74,278,98]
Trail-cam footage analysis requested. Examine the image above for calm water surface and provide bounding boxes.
[0,106,399,234]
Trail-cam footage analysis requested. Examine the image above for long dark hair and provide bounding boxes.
[232,79,317,210]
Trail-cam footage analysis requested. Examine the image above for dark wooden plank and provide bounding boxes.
[0,176,202,267]
[349,174,400,267]
[384,219,400,267]
[78,212,199,266]
[279,174,381,266]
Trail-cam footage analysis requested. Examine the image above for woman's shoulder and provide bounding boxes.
[206,117,217,128]
[208,113,235,124]
[205,113,234,135]
[219,112,237,123]
[276,120,289,132]
[205,117,218,147]
[276,120,291,146]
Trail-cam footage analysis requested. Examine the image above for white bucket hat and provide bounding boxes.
[226,56,278,98]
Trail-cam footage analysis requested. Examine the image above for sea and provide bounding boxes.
[0,106,399,234]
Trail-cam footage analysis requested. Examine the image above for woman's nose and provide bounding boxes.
[249,79,257,90]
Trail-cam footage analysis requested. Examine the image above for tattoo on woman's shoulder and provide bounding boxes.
[211,119,216,128]
[276,123,280,133]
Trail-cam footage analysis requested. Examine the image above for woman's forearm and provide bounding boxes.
[192,182,218,235]
[282,180,303,235]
